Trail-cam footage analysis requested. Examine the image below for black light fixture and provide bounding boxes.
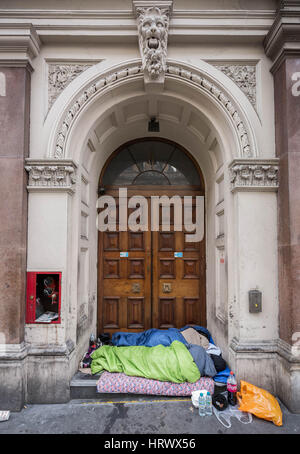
[148,117,160,132]
[98,187,106,196]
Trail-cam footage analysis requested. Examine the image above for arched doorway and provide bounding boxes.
[97,138,206,336]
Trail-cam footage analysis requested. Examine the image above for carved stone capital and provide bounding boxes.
[25,159,77,194]
[133,1,173,89]
[229,159,279,192]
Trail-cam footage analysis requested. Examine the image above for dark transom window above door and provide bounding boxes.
[101,139,202,186]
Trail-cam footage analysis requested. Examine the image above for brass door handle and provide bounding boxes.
[163,283,172,293]
[132,283,141,293]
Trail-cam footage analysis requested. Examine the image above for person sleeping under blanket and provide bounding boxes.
[91,340,201,383]
[91,326,228,381]
[111,325,211,347]
[90,340,223,380]
[111,325,228,374]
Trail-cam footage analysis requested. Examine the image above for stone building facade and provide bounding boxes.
[0,0,299,412]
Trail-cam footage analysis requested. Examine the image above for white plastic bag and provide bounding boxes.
[213,404,252,429]
[0,411,10,422]
[191,389,208,408]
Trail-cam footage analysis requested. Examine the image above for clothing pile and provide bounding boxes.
[180,327,227,377]
[79,333,111,372]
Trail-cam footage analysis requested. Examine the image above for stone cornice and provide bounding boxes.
[133,1,173,16]
[0,23,41,64]
[0,342,27,361]
[0,8,275,21]
[27,341,75,357]
[279,1,300,13]
[25,159,77,194]
[230,337,278,354]
[264,5,300,72]
[0,59,34,71]
[229,159,279,192]
[0,9,275,44]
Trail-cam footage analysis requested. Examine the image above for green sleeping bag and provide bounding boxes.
[90,340,200,383]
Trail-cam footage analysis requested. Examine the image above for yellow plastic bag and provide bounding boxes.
[237,380,282,426]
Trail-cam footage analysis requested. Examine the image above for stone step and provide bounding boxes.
[70,371,100,399]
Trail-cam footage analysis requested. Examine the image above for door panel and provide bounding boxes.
[152,191,205,330]
[127,297,145,329]
[152,229,205,329]
[98,188,206,336]
[98,221,152,334]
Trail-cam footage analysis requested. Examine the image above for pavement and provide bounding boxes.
[0,396,299,435]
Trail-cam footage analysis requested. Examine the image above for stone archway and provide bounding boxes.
[25,58,279,401]
[48,59,258,161]
[64,66,233,357]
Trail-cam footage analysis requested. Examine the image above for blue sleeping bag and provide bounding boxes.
[111,325,230,383]
[111,325,212,347]
[111,327,187,347]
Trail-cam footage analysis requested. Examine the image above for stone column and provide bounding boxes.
[0,25,40,411]
[228,160,279,397]
[264,0,300,412]
[24,160,77,405]
[0,65,31,411]
[0,66,30,344]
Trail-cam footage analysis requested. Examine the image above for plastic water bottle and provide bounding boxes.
[206,391,213,415]
[227,371,237,406]
[198,392,206,416]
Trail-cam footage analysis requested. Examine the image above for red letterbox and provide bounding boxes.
[26,272,62,324]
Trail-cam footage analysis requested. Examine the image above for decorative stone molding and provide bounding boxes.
[25,159,77,194]
[27,342,75,357]
[229,159,279,192]
[279,0,300,7]
[230,336,300,364]
[264,1,300,72]
[0,24,40,65]
[230,337,278,354]
[166,64,253,157]
[48,63,93,110]
[133,1,173,87]
[0,342,27,361]
[213,64,256,108]
[278,338,300,364]
[52,61,254,159]
[53,64,143,158]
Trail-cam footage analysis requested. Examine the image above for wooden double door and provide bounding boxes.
[97,187,206,336]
